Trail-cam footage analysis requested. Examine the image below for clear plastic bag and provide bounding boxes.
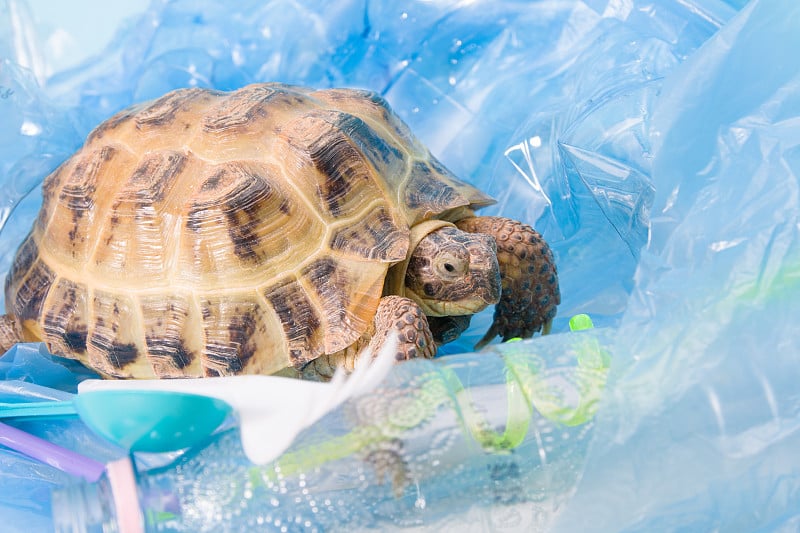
[2,0,799,530]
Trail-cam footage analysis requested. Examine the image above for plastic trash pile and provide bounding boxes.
[2,0,800,531]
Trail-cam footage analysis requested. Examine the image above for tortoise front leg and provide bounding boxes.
[455,216,560,349]
[367,295,437,363]
[301,295,436,380]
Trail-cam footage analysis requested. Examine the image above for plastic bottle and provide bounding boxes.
[52,458,134,533]
[51,327,610,532]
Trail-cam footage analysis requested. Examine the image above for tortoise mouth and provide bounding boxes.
[407,283,499,317]
[429,298,493,317]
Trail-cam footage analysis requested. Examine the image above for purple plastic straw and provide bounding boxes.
[0,421,106,481]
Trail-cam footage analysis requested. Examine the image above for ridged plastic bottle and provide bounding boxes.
[52,331,610,532]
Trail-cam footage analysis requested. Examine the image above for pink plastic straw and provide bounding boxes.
[0,421,106,481]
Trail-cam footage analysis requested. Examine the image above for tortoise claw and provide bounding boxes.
[474,322,500,351]
[456,216,560,349]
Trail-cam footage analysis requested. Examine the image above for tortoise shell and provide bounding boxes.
[5,83,494,378]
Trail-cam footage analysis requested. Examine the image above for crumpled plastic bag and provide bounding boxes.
[2,0,800,530]
[555,2,800,530]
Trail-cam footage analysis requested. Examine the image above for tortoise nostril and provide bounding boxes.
[444,263,455,273]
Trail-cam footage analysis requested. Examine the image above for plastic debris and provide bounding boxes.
[2,0,800,531]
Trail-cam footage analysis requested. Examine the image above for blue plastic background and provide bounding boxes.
[1,0,799,530]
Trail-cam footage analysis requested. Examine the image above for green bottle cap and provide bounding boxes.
[569,313,594,331]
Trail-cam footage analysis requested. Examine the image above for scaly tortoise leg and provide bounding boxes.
[301,295,436,379]
[367,295,437,363]
[455,216,560,349]
[0,314,22,354]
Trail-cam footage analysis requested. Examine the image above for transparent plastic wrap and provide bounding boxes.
[2,0,799,531]
[50,332,610,532]
[554,2,800,530]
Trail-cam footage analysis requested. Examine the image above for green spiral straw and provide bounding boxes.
[245,314,610,484]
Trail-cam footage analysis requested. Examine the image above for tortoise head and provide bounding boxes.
[404,225,501,316]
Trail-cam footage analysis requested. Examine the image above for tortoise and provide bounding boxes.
[0,83,559,379]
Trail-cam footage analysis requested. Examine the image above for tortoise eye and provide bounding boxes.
[436,252,467,278]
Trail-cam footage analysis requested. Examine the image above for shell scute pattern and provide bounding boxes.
[40,145,121,263]
[262,278,324,367]
[5,83,495,378]
[281,109,389,220]
[328,204,408,261]
[201,84,309,134]
[299,257,380,354]
[134,88,213,130]
[42,277,89,356]
[140,293,199,377]
[86,290,141,375]
[311,89,426,155]
[181,159,324,284]
[198,295,289,377]
[14,257,56,325]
